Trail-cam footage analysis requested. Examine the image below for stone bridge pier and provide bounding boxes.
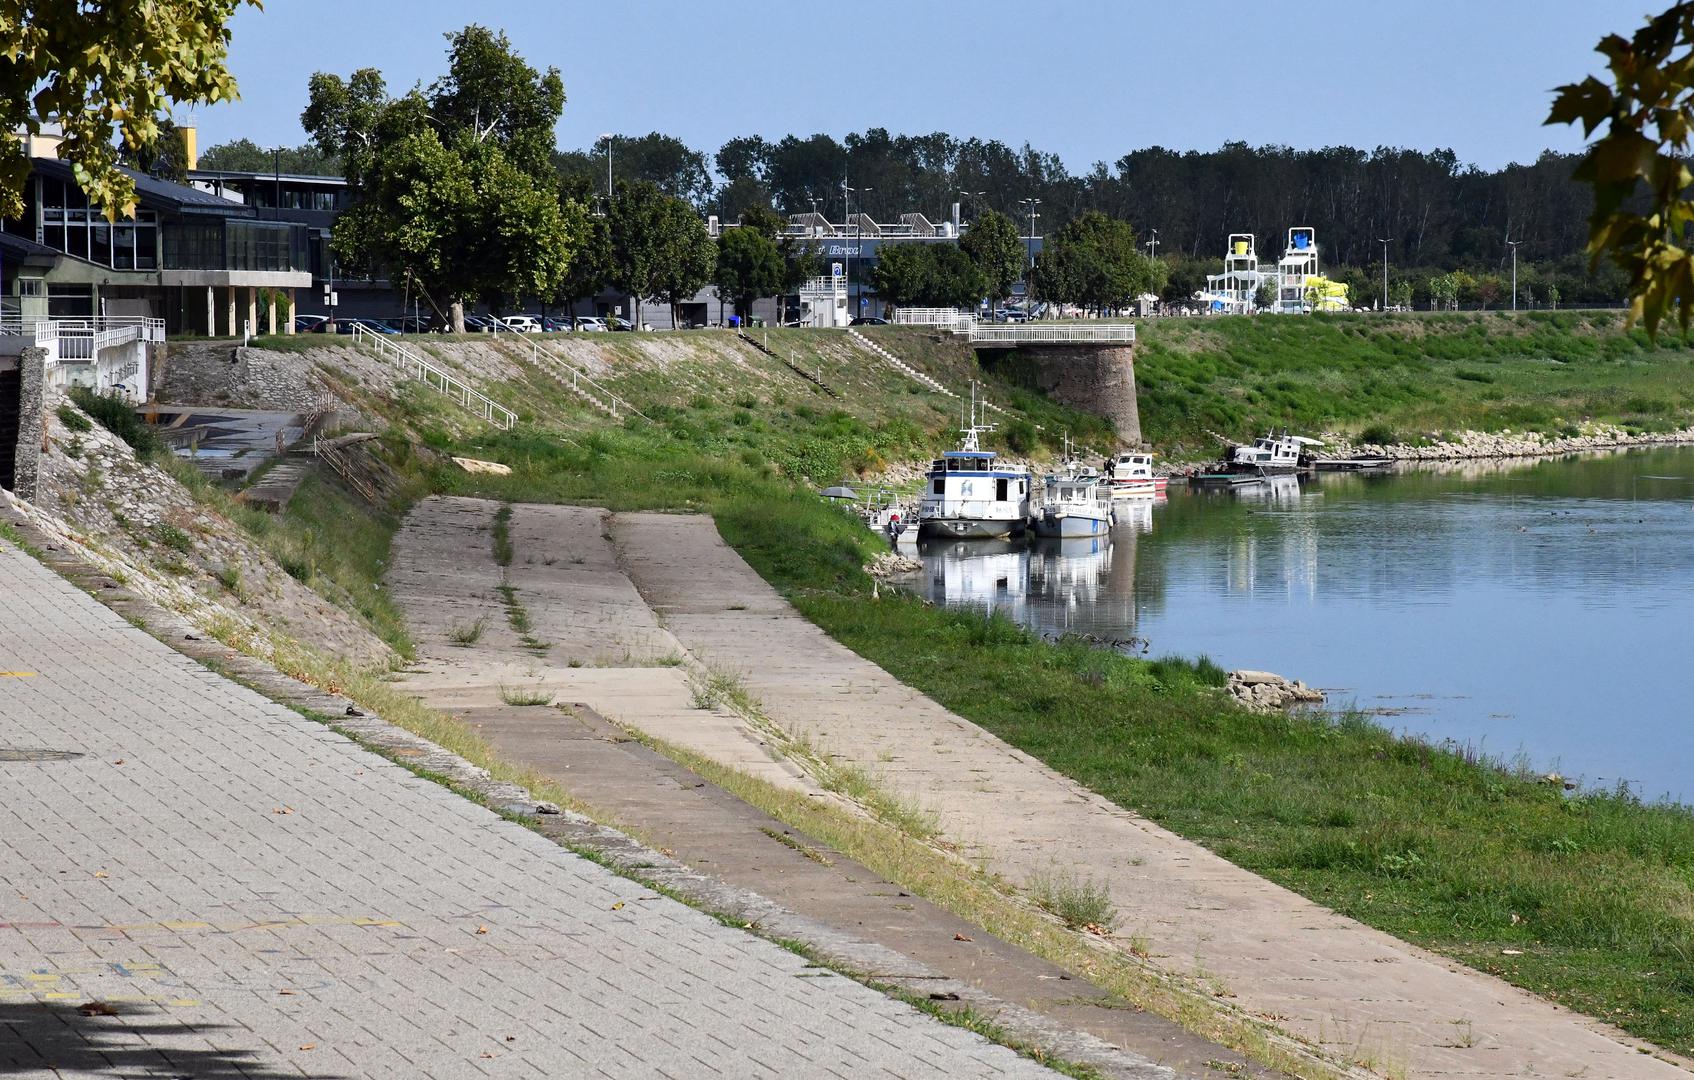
[988,343,1142,447]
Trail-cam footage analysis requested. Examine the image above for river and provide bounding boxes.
[914,446,1694,804]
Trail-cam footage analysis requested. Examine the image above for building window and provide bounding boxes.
[17,279,43,297]
[47,284,93,318]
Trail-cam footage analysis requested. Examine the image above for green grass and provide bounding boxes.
[218,320,1694,1055]
[717,509,1694,1052]
[1131,310,1694,454]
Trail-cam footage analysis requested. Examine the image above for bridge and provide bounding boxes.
[891,309,1143,444]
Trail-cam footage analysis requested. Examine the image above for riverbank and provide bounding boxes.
[1131,310,1694,455]
[77,326,1694,1058]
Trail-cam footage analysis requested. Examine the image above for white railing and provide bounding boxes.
[0,315,164,343]
[893,307,972,328]
[525,340,645,420]
[350,324,516,430]
[966,322,1137,345]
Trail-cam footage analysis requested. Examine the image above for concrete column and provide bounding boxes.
[205,286,215,336]
[225,286,237,338]
[10,346,45,500]
[246,287,258,339]
[1015,343,1143,447]
[267,292,277,336]
[284,288,296,335]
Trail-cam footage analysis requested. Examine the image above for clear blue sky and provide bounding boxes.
[191,0,1652,174]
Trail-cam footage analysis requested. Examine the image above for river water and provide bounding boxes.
[914,446,1694,804]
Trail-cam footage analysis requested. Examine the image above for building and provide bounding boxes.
[1,137,313,336]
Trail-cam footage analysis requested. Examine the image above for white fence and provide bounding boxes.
[966,322,1136,346]
[350,324,516,430]
[892,307,972,328]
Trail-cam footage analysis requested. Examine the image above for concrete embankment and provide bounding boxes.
[1348,424,1694,462]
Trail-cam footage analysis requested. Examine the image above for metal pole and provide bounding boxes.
[1377,238,1389,312]
[1508,240,1520,311]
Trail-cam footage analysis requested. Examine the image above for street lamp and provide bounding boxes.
[600,133,614,200]
[1146,228,1159,261]
[957,189,986,224]
[1019,196,1041,290]
[1376,238,1390,312]
[1506,237,1521,312]
[843,180,872,323]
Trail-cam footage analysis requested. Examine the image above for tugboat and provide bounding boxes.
[917,393,1031,539]
[1104,450,1169,498]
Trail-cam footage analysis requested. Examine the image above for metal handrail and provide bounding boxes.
[350,324,516,429]
[526,340,646,420]
[966,323,1137,345]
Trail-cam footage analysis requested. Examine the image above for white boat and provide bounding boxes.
[1032,472,1114,538]
[1104,451,1168,498]
[918,395,1031,540]
[1226,432,1323,475]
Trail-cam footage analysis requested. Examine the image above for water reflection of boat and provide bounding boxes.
[1234,473,1304,504]
[1028,535,1112,606]
[1113,498,1154,533]
[917,538,1029,615]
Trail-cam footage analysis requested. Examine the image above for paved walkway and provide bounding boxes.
[0,536,1059,1079]
[606,512,1692,1080]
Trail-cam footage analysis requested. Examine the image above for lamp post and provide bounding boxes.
[1376,238,1390,312]
[600,133,614,200]
[957,189,986,223]
[843,180,872,324]
[1506,238,1521,311]
[1146,228,1158,262]
[1020,197,1041,308]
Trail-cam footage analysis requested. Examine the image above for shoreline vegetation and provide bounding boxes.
[71,313,1694,1055]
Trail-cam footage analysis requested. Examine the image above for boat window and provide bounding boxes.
[932,478,944,495]
[931,460,945,472]
[996,478,1009,501]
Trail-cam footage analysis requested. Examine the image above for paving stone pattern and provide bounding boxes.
[0,538,1060,1079]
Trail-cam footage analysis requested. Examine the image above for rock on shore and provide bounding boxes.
[1228,670,1325,712]
[1334,423,1694,461]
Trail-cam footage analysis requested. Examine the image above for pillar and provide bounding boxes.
[205,286,215,337]
[284,288,296,335]
[225,286,237,338]
[9,346,45,500]
[267,292,277,336]
[1015,343,1143,447]
[246,287,258,339]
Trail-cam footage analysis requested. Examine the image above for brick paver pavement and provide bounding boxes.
[0,538,1058,1079]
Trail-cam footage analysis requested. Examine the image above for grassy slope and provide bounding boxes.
[1133,310,1694,454]
[227,322,1694,1054]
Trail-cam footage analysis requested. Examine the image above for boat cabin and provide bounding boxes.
[919,449,1032,538]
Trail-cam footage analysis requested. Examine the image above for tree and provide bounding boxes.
[558,132,712,206]
[1547,2,1694,335]
[1390,280,1414,309]
[198,138,341,176]
[652,196,715,326]
[0,0,256,219]
[959,209,1024,304]
[120,117,191,182]
[924,245,989,309]
[555,194,609,313]
[869,243,931,310]
[713,226,784,318]
[1034,211,1156,314]
[1254,281,1277,310]
[1427,272,1459,311]
[303,26,576,331]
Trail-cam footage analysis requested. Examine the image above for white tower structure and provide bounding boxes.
[1276,227,1319,313]
[1204,234,1270,314]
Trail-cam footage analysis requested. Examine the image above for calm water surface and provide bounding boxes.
[915,446,1694,803]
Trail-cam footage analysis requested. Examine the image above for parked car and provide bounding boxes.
[849,316,889,326]
[993,308,1030,323]
[294,315,328,333]
[574,316,607,332]
[541,316,573,332]
[606,317,650,332]
[502,315,542,334]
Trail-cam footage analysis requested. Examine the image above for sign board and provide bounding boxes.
[831,262,843,279]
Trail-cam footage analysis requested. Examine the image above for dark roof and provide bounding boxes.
[0,230,62,262]
[188,169,347,187]
[30,156,249,214]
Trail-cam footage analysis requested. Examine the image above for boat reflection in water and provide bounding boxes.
[914,504,1153,643]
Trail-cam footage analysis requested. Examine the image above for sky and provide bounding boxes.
[189,0,1654,175]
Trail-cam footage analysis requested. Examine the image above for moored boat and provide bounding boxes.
[1104,450,1169,497]
[1031,472,1114,538]
[918,396,1031,539]
[1218,431,1323,476]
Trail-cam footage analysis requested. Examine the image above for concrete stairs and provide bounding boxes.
[736,330,840,399]
[845,328,956,398]
[525,343,645,420]
[238,454,314,513]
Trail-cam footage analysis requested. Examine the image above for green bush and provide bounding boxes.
[1357,422,1398,446]
[68,387,160,457]
[55,404,92,433]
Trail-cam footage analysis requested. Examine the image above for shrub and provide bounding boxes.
[68,387,160,457]
[55,404,92,433]
[1357,422,1398,446]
